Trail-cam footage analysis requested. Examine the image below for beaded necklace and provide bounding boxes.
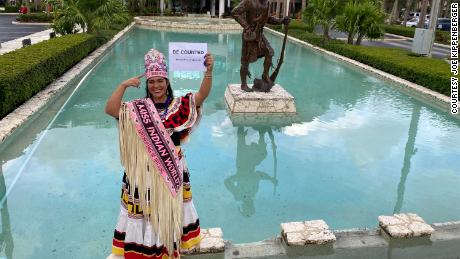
[156,95,171,121]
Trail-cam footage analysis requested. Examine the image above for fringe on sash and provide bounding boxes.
[118,103,183,256]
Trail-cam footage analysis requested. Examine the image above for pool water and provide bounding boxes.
[0,26,459,258]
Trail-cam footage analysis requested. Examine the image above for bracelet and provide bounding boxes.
[204,74,212,79]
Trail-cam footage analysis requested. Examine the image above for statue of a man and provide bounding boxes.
[232,0,290,92]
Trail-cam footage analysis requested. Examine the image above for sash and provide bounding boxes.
[118,98,183,255]
[126,98,183,196]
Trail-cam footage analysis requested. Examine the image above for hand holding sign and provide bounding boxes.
[169,42,208,71]
[204,53,214,73]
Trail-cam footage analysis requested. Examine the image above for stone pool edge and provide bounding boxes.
[185,218,460,258]
[134,16,241,31]
[0,22,136,144]
[265,27,451,110]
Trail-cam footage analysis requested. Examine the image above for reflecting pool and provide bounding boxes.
[0,26,459,258]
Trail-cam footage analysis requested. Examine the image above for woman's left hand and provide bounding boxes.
[204,53,214,73]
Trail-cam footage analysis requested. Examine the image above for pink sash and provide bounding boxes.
[125,98,183,197]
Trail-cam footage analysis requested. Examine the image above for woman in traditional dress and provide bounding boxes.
[105,49,214,259]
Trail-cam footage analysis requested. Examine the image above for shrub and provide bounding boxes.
[17,13,53,22]
[381,24,415,37]
[270,19,310,31]
[0,34,101,119]
[5,6,19,12]
[327,44,450,95]
[270,27,450,95]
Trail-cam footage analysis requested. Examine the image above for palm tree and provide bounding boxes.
[92,0,130,31]
[417,0,428,27]
[47,0,130,35]
[390,0,399,23]
[402,0,413,26]
[356,2,385,45]
[302,0,342,40]
[336,0,385,45]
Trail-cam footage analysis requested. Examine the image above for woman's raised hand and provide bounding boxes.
[122,74,145,89]
[204,53,214,73]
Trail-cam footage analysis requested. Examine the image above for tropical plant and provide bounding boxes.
[46,0,130,35]
[336,0,385,45]
[302,0,343,40]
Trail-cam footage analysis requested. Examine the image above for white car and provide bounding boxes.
[403,18,429,28]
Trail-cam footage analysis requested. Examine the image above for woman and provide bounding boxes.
[105,49,214,259]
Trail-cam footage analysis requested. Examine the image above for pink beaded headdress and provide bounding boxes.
[144,49,168,80]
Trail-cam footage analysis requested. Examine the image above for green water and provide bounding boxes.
[0,26,459,258]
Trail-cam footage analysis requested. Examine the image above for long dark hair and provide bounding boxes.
[145,78,174,101]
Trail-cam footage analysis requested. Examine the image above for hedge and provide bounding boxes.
[0,34,102,119]
[4,6,19,13]
[381,24,450,45]
[17,13,53,23]
[270,27,451,96]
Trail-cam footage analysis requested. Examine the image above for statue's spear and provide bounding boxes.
[270,20,289,82]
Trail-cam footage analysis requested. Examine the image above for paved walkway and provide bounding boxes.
[0,27,54,55]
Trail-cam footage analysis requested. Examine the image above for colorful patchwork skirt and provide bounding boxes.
[111,163,201,258]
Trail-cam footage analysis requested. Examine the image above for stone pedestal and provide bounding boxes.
[225,84,296,114]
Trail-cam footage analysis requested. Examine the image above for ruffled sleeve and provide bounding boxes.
[162,93,202,143]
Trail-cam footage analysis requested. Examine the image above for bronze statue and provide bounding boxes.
[232,0,290,92]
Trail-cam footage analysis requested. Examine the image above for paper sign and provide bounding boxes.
[169,42,207,71]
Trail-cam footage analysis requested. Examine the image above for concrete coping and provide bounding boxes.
[379,213,435,238]
[281,220,336,246]
[11,21,51,25]
[182,228,225,254]
[134,16,241,31]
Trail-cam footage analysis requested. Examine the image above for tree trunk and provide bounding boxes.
[390,0,400,24]
[441,0,448,17]
[276,0,281,18]
[402,0,413,26]
[356,33,364,45]
[301,0,306,12]
[417,0,428,28]
[323,24,330,40]
[347,32,354,45]
[383,0,391,13]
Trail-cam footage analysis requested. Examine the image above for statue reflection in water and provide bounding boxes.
[225,126,278,217]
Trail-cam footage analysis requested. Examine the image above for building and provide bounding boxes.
[173,0,307,18]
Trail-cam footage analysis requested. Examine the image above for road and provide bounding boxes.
[0,14,48,44]
[315,27,450,59]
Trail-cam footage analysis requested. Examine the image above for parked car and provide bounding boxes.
[403,18,429,28]
[409,12,429,20]
[436,18,451,31]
